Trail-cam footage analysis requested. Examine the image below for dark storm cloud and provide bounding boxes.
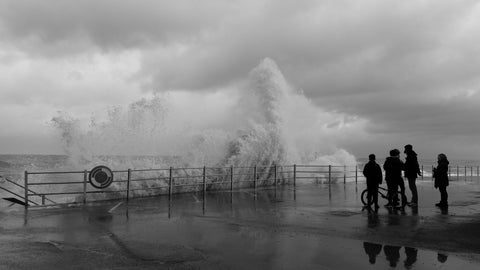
[0,0,230,55]
[1,0,479,158]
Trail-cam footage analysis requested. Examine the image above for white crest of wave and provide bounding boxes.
[51,58,359,170]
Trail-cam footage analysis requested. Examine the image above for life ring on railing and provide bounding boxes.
[89,165,114,189]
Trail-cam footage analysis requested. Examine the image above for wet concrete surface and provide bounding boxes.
[1,180,480,269]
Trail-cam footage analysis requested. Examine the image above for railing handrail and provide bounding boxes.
[12,163,479,209]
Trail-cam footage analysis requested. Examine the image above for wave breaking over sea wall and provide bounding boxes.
[51,58,358,171]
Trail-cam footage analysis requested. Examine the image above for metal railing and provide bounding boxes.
[12,164,480,208]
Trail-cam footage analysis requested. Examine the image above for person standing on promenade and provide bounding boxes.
[383,149,406,208]
[404,144,422,206]
[363,154,383,211]
[433,153,449,208]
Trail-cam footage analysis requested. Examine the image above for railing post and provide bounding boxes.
[42,195,45,205]
[457,166,459,181]
[83,170,87,205]
[343,165,346,184]
[355,165,358,184]
[471,166,473,180]
[274,164,277,195]
[24,171,28,208]
[465,166,467,181]
[421,165,424,180]
[203,166,206,195]
[253,165,257,194]
[293,164,296,187]
[169,167,173,199]
[126,169,131,202]
[328,165,332,185]
[230,165,234,192]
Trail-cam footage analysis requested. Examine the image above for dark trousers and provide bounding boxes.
[407,177,418,203]
[367,184,379,207]
[439,185,448,204]
[386,180,397,205]
[397,179,407,206]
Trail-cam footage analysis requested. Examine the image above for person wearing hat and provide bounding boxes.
[404,144,422,206]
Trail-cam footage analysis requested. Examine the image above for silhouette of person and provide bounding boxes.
[437,253,448,263]
[384,245,401,267]
[363,154,383,211]
[363,242,382,264]
[383,149,406,208]
[433,153,449,208]
[404,247,418,269]
[404,144,422,206]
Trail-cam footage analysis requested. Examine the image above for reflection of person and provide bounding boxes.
[437,253,448,263]
[363,242,382,264]
[404,247,418,269]
[404,144,421,206]
[383,149,406,208]
[363,154,383,211]
[433,153,449,208]
[384,245,401,267]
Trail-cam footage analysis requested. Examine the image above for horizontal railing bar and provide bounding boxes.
[27,171,85,175]
[172,167,204,171]
[28,181,84,186]
[130,168,169,172]
[128,187,168,192]
[130,177,169,182]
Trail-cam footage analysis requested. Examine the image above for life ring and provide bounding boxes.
[89,165,114,189]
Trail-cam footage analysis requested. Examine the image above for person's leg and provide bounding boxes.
[407,177,418,204]
[398,179,407,207]
[439,186,448,206]
[367,185,373,207]
[386,181,394,206]
[373,184,379,208]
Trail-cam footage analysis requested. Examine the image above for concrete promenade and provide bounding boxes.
[1,179,480,269]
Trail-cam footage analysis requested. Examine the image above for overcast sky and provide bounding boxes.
[1,0,480,161]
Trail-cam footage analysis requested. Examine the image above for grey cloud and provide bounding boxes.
[0,0,231,54]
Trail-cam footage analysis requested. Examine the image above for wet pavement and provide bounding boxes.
[1,179,480,269]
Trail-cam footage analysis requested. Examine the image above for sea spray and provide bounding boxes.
[48,58,359,201]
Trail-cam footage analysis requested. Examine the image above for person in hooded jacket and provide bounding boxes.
[433,153,449,208]
[383,149,406,208]
[404,144,422,206]
[363,154,383,211]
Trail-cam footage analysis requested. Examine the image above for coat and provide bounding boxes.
[363,161,383,187]
[434,160,449,188]
[383,156,404,183]
[404,150,421,179]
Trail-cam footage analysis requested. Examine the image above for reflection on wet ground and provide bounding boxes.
[1,180,480,269]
